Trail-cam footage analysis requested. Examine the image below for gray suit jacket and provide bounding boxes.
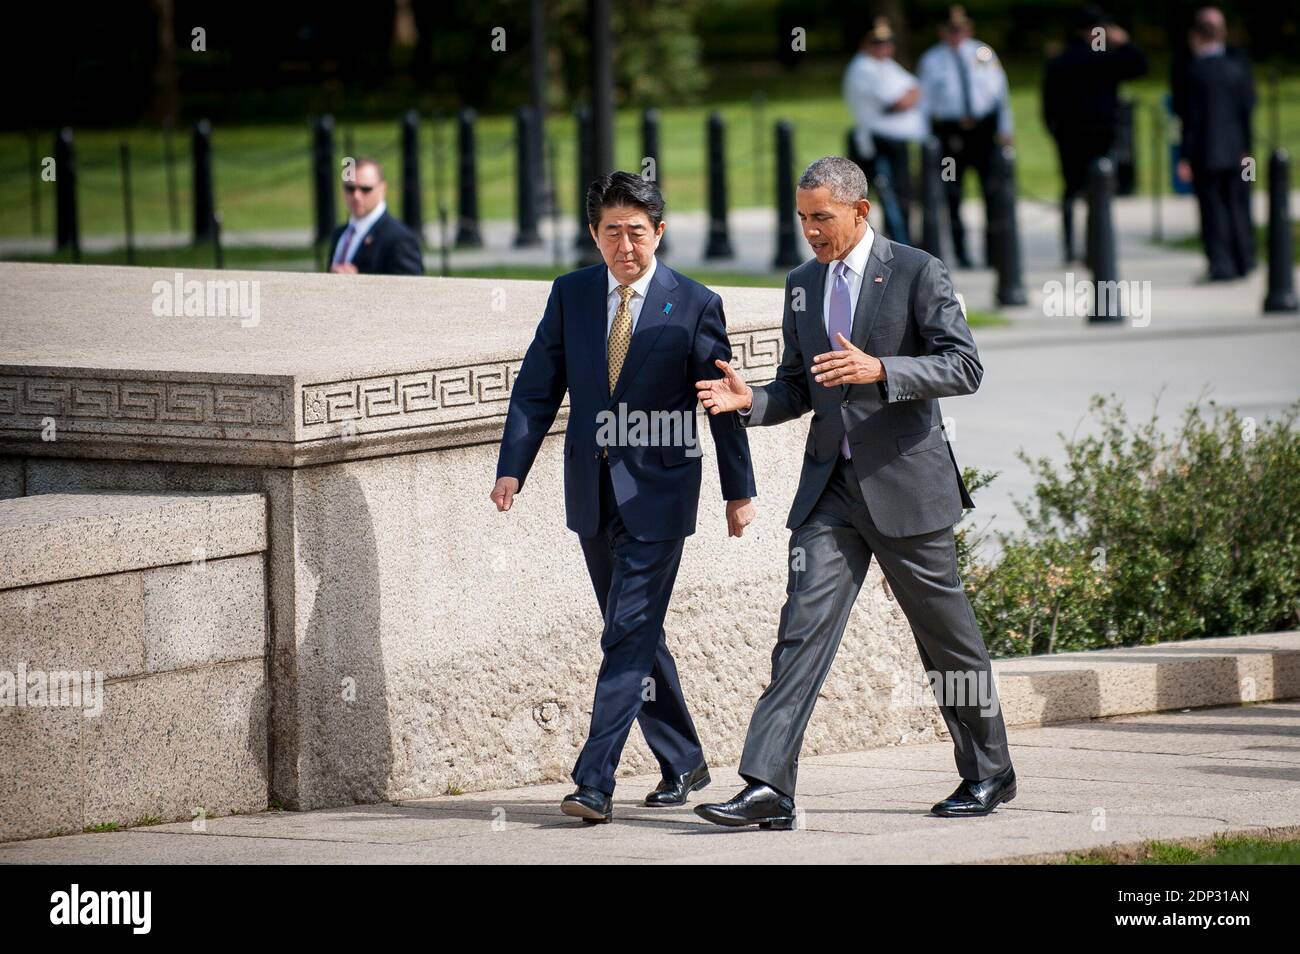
[741,234,979,537]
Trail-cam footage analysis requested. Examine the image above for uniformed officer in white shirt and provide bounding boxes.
[917,5,1013,267]
[843,17,927,244]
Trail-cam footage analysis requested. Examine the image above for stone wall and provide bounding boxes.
[0,491,269,841]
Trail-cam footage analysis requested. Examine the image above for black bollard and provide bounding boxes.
[430,111,451,277]
[773,120,801,269]
[990,145,1026,306]
[54,127,80,260]
[211,212,224,270]
[311,114,336,249]
[573,105,593,249]
[547,135,563,268]
[119,141,135,266]
[28,132,41,235]
[514,107,542,247]
[1263,148,1299,313]
[641,108,666,256]
[191,119,216,245]
[704,112,733,259]
[164,120,180,233]
[1150,102,1163,243]
[920,135,950,265]
[1114,100,1136,196]
[1086,156,1123,322]
[401,109,424,241]
[455,108,482,248]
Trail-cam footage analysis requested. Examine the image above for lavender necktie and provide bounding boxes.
[827,260,853,459]
[334,223,356,265]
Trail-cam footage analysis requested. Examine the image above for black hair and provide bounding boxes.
[585,171,665,230]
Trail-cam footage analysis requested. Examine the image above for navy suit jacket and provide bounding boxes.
[326,211,424,275]
[496,261,757,542]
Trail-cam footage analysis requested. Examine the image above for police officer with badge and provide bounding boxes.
[918,5,1012,268]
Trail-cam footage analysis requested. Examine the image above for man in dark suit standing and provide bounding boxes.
[694,156,1014,829]
[491,172,757,824]
[326,158,424,276]
[1043,6,1148,262]
[1173,6,1256,282]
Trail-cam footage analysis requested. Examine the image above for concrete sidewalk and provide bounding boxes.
[3,699,1297,864]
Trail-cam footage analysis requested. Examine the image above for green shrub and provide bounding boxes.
[958,395,1300,657]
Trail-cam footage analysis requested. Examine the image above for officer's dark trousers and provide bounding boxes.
[1193,164,1255,280]
[933,113,998,264]
[869,134,915,245]
[1054,125,1114,262]
[738,456,1012,798]
[571,459,703,795]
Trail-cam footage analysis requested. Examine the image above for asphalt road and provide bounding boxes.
[953,323,1300,552]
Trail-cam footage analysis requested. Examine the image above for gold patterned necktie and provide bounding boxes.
[608,284,635,393]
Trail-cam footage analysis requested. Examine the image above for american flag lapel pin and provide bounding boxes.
[873,275,884,283]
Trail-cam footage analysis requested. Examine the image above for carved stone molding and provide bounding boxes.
[0,326,784,467]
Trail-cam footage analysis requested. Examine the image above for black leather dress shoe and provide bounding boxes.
[644,761,711,807]
[561,785,612,824]
[694,783,796,830]
[930,764,1017,817]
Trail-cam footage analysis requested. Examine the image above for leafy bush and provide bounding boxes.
[957,395,1300,657]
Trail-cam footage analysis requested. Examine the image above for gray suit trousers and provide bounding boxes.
[738,456,1012,797]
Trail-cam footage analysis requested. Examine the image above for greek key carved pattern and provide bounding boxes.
[297,328,784,431]
[300,363,523,428]
[0,376,287,432]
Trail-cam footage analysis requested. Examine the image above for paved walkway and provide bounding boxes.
[3,700,1296,864]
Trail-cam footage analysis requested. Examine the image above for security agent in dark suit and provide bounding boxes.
[695,157,1014,829]
[491,172,757,824]
[1043,6,1148,262]
[1172,7,1256,281]
[326,158,423,276]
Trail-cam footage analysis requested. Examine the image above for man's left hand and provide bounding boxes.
[726,498,755,537]
[811,333,887,386]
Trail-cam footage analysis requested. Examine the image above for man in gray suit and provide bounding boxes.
[693,156,1015,828]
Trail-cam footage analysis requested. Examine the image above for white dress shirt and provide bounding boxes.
[823,224,875,341]
[605,255,658,339]
[918,37,1013,137]
[843,53,927,158]
[334,200,388,265]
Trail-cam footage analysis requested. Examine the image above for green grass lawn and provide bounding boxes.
[1061,829,1300,865]
[5,74,1298,243]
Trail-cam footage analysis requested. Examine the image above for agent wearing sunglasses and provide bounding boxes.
[326,158,423,276]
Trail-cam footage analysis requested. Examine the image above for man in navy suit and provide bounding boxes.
[325,158,423,276]
[491,172,757,823]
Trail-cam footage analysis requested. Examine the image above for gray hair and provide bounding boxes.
[798,156,869,204]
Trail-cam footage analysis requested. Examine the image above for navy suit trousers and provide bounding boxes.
[572,460,703,794]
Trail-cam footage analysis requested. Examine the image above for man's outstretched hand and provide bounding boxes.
[811,333,886,386]
[490,476,520,512]
[696,359,753,414]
